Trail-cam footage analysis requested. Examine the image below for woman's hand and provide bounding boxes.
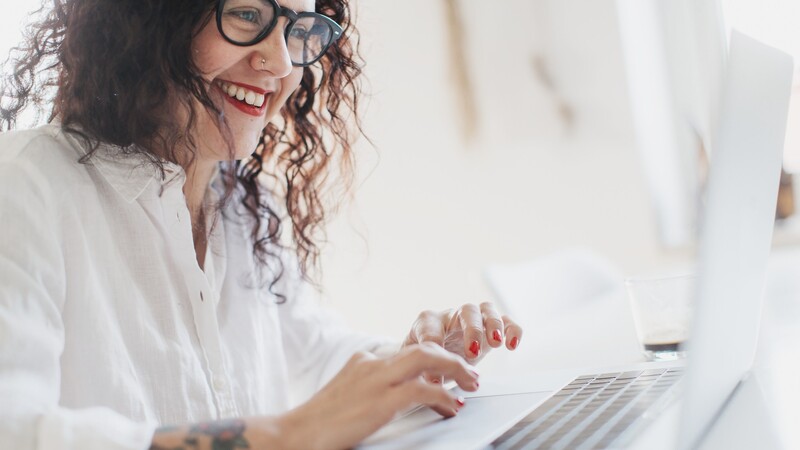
[278,343,480,450]
[402,302,523,382]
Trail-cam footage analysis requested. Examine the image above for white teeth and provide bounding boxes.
[218,81,266,108]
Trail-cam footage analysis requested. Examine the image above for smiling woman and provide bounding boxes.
[0,1,522,449]
[1,0,353,279]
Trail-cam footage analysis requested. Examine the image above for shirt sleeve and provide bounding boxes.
[276,267,400,406]
[0,156,155,450]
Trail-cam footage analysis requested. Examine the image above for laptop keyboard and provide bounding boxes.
[492,367,684,450]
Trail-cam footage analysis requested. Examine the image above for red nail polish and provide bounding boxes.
[492,330,502,342]
[432,378,441,384]
[456,396,465,407]
[469,340,480,356]
[510,336,519,349]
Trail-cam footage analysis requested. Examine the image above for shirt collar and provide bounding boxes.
[62,130,184,203]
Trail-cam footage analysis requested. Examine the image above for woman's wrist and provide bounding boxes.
[275,406,325,450]
[149,416,291,450]
[248,415,293,449]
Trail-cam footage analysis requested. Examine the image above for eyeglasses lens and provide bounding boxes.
[220,0,276,43]
[220,0,335,66]
[286,17,332,65]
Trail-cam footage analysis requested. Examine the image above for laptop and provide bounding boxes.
[357,31,793,450]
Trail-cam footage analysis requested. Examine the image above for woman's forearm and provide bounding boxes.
[149,343,481,450]
[149,417,286,450]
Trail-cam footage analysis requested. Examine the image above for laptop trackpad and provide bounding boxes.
[358,391,550,450]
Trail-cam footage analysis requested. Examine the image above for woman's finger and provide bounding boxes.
[407,310,448,384]
[456,304,485,359]
[388,377,464,418]
[408,310,446,348]
[502,315,524,350]
[388,343,479,391]
[480,301,505,348]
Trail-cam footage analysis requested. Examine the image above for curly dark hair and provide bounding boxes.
[0,0,365,299]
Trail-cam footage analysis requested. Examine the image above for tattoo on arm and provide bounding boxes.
[150,419,249,450]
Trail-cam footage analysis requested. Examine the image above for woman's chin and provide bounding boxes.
[222,132,263,161]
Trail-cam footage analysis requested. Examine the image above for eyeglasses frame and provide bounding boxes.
[215,0,344,67]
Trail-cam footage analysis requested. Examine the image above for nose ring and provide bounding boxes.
[261,58,266,69]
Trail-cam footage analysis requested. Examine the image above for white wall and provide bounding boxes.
[319,0,678,338]
[0,3,37,77]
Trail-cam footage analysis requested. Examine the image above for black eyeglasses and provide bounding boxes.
[216,0,343,67]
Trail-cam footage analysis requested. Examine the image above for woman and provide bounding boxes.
[0,0,523,448]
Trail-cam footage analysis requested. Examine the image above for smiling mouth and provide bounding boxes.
[216,80,267,109]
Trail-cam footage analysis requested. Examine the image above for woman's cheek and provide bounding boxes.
[281,69,304,102]
[269,70,304,118]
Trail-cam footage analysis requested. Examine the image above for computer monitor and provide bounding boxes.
[616,0,728,247]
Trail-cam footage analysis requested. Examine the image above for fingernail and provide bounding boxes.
[510,336,519,350]
[469,340,480,357]
[470,370,480,379]
[432,378,441,384]
[456,396,465,407]
[492,329,502,342]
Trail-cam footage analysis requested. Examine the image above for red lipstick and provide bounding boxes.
[215,82,270,117]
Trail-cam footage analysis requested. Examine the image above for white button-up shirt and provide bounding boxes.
[0,125,393,449]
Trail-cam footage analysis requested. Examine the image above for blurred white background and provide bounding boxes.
[319,0,800,339]
[2,0,799,340]
[320,0,661,339]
